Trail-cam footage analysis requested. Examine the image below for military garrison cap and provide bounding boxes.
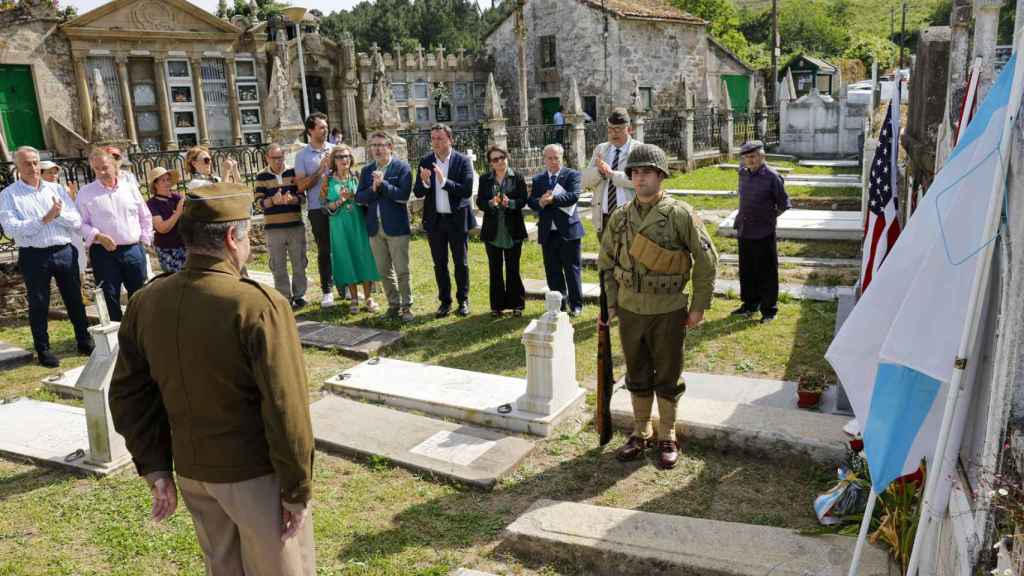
[183,183,253,223]
[625,143,670,178]
[739,140,764,155]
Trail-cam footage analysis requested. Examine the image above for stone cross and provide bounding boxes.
[77,288,129,468]
[518,292,582,415]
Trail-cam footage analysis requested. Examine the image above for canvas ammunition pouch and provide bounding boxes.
[628,232,691,275]
[613,267,686,294]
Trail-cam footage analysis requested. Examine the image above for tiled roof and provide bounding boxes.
[580,0,705,24]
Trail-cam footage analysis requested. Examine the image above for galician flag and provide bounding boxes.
[826,56,1017,493]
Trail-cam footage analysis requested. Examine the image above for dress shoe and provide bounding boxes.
[568,307,582,317]
[730,305,757,317]
[400,307,415,323]
[435,304,451,318]
[760,314,776,324]
[615,435,651,462]
[457,301,470,316]
[77,339,95,356]
[37,350,60,368]
[656,440,679,469]
[291,297,307,310]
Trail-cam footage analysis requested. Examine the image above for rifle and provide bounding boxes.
[596,270,614,446]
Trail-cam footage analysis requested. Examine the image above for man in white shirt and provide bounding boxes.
[0,147,93,367]
[587,108,637,236]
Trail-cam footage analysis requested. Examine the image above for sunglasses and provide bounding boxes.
[334,154,352,160]
[489,156,507,163]
[198,157,211,164]
[111,154,122,161]
[268,155,284,160]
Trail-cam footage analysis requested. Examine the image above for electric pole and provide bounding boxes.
[899,1,907,70]
[771,0,779,105]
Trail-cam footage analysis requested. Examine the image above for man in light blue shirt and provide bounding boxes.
[293,112,336,308]
[0,146,93,367]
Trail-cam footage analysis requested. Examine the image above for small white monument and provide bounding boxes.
[518,292,581,415]
[77,291,131,470]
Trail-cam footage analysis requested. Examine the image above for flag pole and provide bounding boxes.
[904,36,1024,576]
[847,489,878,576]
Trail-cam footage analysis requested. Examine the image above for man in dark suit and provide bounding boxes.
[413,123,477,317]
[356,131,415,322]
[529,143,586,316]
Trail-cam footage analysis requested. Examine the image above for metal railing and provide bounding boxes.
[692,110,720,152]
[733,112,757,147]
[644,116,685,158]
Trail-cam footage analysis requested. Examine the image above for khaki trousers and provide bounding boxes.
[177,474,315,576]
[266,226,309,301]
[618,307,688,401]
[369,230,412,308]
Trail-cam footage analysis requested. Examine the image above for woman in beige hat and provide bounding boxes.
[146,166,187,272]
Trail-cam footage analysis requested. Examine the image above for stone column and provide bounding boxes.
[681,108,695,170]
[564,78,587,169]
[153,55,177,151]
[484,72,508,151]
[73,55,94,141]
[190,56,210,146]
[974,0,1005,102]
[339,34,361,144]
[633,114,646,143]
[225,56,243,145]
[115,55,138,147]
[719,79,734,157]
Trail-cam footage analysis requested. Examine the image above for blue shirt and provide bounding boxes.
[0,179,81,248]
[293,141,334,210]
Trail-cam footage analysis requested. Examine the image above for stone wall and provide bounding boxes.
[0,2,82,150]
[485,0,749,125]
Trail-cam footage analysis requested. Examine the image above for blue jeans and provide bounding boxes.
[90,243,147,321]
[18,244,91,352]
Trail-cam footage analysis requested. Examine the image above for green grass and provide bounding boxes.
[662,163,861,206]
[0,230,844,575]
[704,222,862,260]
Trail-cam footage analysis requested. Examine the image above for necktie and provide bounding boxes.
[607,147,620,214]
[549,173,556,189]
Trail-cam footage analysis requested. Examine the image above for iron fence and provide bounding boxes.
[733,112,757,147]
[398,126,490,168]
[693,110,720,152]
[763,106,781,145]
[644,116,685,158]
[584,122,603,159]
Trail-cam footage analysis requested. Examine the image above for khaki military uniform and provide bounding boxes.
[598,193,718,442]
[110,251,316,575]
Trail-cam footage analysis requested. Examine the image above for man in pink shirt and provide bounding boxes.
[76,147,153,321]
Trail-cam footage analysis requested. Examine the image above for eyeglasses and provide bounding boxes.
[199,157,211,164]
[334,155,352,160]
[268,155,284,160]
[489,156,507,163]
[369,143,389,148]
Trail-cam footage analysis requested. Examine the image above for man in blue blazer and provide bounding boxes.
[356,131,415,322]
[413,124,478,317]
[529,143,586,316]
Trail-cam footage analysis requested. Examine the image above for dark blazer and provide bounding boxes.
[528,167,585,244]
[412,150,477,234]
[355,158,413,236]
[476,170,529,242]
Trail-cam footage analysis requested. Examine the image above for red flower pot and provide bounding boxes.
[797,390,821,409]
[849,438,864,452]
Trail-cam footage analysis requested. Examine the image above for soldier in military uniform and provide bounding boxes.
[597,143,718,469]
[109,183,316,575]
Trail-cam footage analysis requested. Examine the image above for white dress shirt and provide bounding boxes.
[434,151,453,214]
[0,179,81,248]
[601,138,633,214]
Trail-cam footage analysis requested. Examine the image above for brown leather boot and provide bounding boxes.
[615,435,651,462]
[656,440,679,469]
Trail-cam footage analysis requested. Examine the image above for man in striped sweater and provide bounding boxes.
[255,144,308,309]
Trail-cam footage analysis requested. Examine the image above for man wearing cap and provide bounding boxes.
[733,140,790,323]
[109,183,316,575]
[76,147,153,322]
[597,143,718,469]
[586,107,637,236]
[0,146,93,368]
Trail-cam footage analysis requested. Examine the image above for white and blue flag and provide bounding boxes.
[826,56,1017,493]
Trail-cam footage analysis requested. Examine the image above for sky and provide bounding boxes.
[67,0,483,16]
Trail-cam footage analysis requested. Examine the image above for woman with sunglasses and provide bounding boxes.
[145,166,187,273]
[321,145,380,313]
[184,145,241,191]
[476,145,528,317]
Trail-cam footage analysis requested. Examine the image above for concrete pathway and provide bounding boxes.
[312,395,534,489]
[502,500,891,576]
[580,252,859,269]
[0,341,32,370]
[524,277,852,302]
[798,159,860,168]
[666,189,736,196]
[717,163,793,173]
[717,209,862,241]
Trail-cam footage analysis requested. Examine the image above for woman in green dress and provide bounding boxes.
[321,145,381,313]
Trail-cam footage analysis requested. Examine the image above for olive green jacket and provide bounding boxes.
[110,253,314,506]
[598,193,719,315]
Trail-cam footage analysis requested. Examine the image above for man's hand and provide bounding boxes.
[539,191,554,207]
[418,166,432,186]
[281,506,307,542]
[42,197,62,224]
[597,306,616,328]
[319,153,332,172]
[432,163,445,184]
[372,170,384,191]
[685,309,704,329]
[596,158,612,177]
[284,192,297,205]
[149,476,178,523]
[271,191,284,206]
[95,233,117,252]
[223,157,238,173]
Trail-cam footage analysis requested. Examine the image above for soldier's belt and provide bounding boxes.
[613,267,685,295]
[628,232,691,275]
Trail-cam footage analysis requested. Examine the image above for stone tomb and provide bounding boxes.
[0,304,131,475]
[0,340,32,369]
[717,209,862,241]
[325,293,586,437]
[295,320,403,359]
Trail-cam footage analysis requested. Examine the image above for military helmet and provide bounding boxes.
[624,143,670,178]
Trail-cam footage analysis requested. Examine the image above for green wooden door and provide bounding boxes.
[722,75,750,113]
[0,65,45,150]
[540,97,561,124]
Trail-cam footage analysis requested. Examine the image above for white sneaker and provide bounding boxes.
[321,292,336,308]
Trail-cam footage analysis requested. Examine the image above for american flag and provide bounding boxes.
[860,100,902,292]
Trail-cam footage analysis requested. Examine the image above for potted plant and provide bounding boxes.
[797,373,825,409]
